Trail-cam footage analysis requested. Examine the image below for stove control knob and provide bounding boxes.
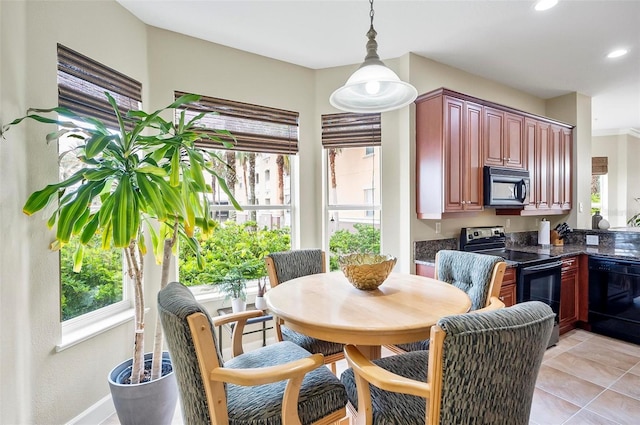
[473,231,479,237]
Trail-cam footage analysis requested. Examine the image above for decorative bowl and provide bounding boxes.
[338,253,397,290]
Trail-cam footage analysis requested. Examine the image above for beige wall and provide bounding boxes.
[0,1,592,422]
[1,1,148,424]
[592,132,640,227]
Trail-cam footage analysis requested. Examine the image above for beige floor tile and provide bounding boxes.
[568,340,640,371]
[629,362,640,376]
[529,387,581,425]
[610,372,640,400]
[563,408,620,425]
[535,364,605,407]
[545,351,627,387]
[586,389,640,425]
[543,336,584,361]
[564,329,596,342]
[587,334,640,358]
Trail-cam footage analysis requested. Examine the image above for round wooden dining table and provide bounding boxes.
[265,271,472,359]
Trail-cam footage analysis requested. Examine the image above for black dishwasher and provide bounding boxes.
[589,256,640,344]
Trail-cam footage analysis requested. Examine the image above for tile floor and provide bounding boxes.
[103,329,640,425]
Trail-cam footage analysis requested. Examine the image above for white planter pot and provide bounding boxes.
[255,296,268,310]
[231,298,246,313]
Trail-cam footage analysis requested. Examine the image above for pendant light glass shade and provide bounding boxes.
[330,61,418,113]
[330,0,417,113]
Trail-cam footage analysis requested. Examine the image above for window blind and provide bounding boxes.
[174,91,299,155]
[57,44,142,131]
[321,112,381,148]
[592,157,608,175]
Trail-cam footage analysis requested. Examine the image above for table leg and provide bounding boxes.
[355,345,381,360]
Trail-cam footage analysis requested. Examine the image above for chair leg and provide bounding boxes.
[330,361,337,375]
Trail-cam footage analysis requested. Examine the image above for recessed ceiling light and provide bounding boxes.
[607,49,629,59]
[534,0,558,11]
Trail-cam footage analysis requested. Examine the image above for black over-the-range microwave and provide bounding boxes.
[483,166,530,207]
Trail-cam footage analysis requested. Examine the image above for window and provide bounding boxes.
[591,157,608,215]
[57,44,141,323]
[322,113,381,271]
[175,93,298,287]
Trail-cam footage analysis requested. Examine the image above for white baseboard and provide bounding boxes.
[66,394,115,425]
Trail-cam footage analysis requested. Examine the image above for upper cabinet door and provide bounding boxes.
[483,108,526,169]
[504,113,525,169]
[483,107,505,167]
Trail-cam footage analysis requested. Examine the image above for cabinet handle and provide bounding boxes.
[499,296,505,301]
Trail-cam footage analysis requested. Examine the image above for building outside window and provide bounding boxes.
[322,112,381,271]
[174,93,298,288]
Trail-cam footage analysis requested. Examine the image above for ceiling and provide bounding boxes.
[117,0,640,134]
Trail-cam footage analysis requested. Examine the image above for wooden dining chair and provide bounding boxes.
[158,281,348,425]
[387,249,507,354]
[265,249,345,374]
[341,301,555,425]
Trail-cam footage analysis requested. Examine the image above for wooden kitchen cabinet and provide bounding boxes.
[522,118,572,215]
[416,88,573,218]
[499,267,517,307]
[483,107,525,170]
[416,90,483,218]
[415,263,435,278]
[560,255,580,334]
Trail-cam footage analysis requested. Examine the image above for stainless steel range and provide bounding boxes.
[460,226,561,347]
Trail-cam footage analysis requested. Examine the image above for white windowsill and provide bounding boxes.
[56,308,143,352]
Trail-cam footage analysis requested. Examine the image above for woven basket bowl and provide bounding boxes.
[338,253,397,290]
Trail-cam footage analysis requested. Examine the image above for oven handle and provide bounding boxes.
[520,261,563,273]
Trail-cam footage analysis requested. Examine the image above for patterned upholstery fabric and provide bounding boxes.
[395,250,503,353]
[436,250,503,310]
[340,351,430,425]
[267,249,324,284]
[341,301,555,425]
[268,249,344,357]
[158,281,348,425]
[158,282,223,424]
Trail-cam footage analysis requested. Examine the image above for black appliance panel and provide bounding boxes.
[588,256,640,345]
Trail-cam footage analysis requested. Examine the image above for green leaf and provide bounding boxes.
[136,165,167,176]
[80,214,100,244]
[85,133,113,158]
[111,174,136,247]
[98,195,115,228]
[22,170,86,215]
[135,172,167,220]
[56,183,96,243]
[72,243,85,273]
[83,168,116,181]
[169,148,180,187]
[148,174,186,219]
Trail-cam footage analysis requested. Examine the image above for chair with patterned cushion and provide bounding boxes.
[341,301,555,425]
[265,249,345,374]
[158,281,348,425]
[387,249,507,354]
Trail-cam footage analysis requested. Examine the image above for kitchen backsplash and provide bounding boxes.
[414,228,640,261]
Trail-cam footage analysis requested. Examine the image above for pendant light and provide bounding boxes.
[330,0,417,113]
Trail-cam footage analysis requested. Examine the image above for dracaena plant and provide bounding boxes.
[0,93,239,384]
[628,198,640,227]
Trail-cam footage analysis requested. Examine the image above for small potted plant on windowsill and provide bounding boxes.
[255,277,268,310]
[220,268,247,313]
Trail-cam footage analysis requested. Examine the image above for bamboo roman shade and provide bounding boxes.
[57,44,142,131]
[174,91,299,155]
[321,112,381,148]
[592,157,608,175]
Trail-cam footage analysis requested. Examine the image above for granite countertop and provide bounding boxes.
[415,244,640,266]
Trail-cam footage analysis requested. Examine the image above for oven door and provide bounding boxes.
[517,260,562,347]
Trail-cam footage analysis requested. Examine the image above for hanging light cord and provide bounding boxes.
[364,0,382,63]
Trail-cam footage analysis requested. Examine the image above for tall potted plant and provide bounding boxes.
[1,93,239,424]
